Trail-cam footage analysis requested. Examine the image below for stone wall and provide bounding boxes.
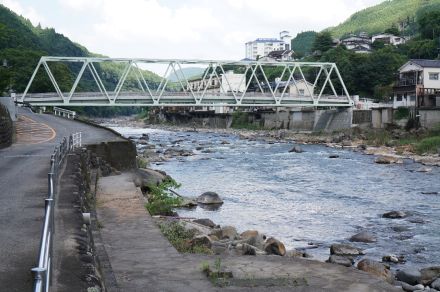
[0,103,13,149]
[86,140,137,171]
[419,109,440,129]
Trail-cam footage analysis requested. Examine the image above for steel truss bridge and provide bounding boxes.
[20,57,353,108]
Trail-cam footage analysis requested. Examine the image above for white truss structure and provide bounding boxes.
[20,56,353,107]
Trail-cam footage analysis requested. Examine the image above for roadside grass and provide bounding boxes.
[159,221,212,254]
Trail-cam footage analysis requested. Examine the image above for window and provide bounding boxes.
[396,94,402,101]
[299,89,305,96]
[429,73,439,80]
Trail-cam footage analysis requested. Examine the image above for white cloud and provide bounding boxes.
[1,0,45,26]
[4,0,386,61]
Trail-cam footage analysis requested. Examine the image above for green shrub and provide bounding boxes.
[415,136,440,154]
[231,111,262,130]
[145,180,182,216]
[394,107,410,120]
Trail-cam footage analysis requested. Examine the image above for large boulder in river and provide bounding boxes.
[241,230,266,250]
[193,218,216,228]
[382,210,408,219]
[420,266,440,285]
[330,243,364,256]
[264,237,286,256]
[396,268,422,285]
[327,255,353,267]
[349,231,376,243]
[133,168,170,188]
[289,145,303,153]
[357,259,394,284]
[197,192,223,205]
[375,155,403,164]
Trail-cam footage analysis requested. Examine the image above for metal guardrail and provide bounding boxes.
[31,132,82,292]
[53,107,76,119]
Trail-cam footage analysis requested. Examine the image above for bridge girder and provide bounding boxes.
[20,57,353,108]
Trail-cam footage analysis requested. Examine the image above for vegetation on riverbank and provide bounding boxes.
[363,125,440,155]
[145,180,182,216]
[159,221,212,254]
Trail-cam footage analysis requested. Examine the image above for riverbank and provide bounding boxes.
[95,116,440,290]
[100,116,440,168]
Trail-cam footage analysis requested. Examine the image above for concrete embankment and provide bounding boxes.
[152,108,353,132]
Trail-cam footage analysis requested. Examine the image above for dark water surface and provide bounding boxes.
[112,126,440,269]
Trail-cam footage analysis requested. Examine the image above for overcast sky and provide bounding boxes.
[2,0,384,61]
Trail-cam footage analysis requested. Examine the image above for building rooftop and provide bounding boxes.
[247,38,284,44]
[410,59,440,68]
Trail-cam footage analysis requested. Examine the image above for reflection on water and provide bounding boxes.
[112,126,440,269]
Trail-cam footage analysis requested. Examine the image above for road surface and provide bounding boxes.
[0,107,121,291]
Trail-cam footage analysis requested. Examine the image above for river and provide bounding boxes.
[110,125,440,269]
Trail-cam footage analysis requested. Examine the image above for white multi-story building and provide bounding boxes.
[371,33,406,46]
[245,31,292,60]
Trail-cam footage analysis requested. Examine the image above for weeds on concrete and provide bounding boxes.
[159,221,212,254]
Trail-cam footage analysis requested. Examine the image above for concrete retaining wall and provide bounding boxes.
[86,140,137,171]
[0,96,17,121]
[0,103,13,149]
[160,108,353,132]
[419,109,440,129]
[371,108,393,129]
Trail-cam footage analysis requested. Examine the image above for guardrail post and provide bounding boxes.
[31,267,46,291]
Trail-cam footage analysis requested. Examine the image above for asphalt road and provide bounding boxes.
[0,107,121,291]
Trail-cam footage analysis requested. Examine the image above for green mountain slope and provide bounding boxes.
[167,67,205,82]
[0,4,161,96]
[327,0,440,38]
[290,31,317,57]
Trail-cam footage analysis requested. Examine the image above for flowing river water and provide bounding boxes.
[111,125,440,270]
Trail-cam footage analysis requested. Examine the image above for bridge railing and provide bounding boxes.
[53,107,76,119]
[31,132,82,292]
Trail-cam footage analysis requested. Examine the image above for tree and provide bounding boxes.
[418,10,440,40]
[312,32,334,53]
[384,25,400,36]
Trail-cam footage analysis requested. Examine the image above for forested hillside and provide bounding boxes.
[290,31,317,58]
[327,0,440,38]
[0,4,160,116]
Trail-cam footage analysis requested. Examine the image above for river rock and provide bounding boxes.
[349,231,376,243]
[431,278,440,290]
[330,243,364,256]
[289,145,303,153]
[327,255,353,267]
[420,266,440,285]
[357,259,394,284]
[220,140,230,145]
[329,154,340,158]
[392,225,411,232]
[190,235,212,249]
[240,230,259,239]
[193,218,216,228]
[397,268,422,285]
[416,166,432,173]
[133,168,170,188]
[401,282,425,292]
[197,192,223,205]
[342,140,352,147]
[211,226,237,240]
[382,255,400,264]
[375,155,403,164]
[264,237,286,256]
[140,133,149,140]
[383,210,408,219]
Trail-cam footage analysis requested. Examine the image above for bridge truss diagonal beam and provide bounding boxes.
[20,56,353,108]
